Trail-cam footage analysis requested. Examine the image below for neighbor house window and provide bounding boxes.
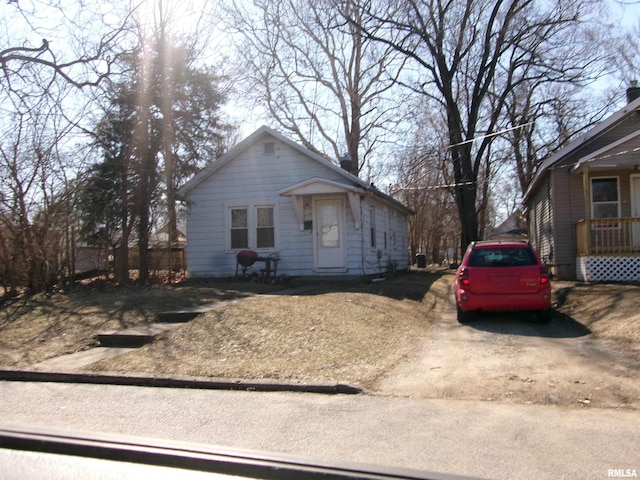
[256,206,275,248]
[591,177,619,218]
[230,208,248,249]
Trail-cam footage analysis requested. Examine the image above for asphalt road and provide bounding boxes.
[0,381,638,480]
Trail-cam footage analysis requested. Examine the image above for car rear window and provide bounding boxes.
[468,247,537,267]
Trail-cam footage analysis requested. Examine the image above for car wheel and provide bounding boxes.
[457,306,473,324]
[537,308,552,324]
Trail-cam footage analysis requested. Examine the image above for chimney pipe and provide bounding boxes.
[627,80,640,104]
[339,154,357,176]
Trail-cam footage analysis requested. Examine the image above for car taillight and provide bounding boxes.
[540,266,549,285]
[459,268,470,286]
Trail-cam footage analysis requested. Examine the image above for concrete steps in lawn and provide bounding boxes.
[96,323,184,347]
[156,303,217,323]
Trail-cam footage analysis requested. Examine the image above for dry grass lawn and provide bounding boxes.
[553,281,640,360]
[0,279,281,366]
[2,271,639,390]
[85,282,438,387]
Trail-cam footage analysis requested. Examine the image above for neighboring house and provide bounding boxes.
[484,210,528,241]
[523,87,640,282]
[178,126,413,279]
[151,220,187,249]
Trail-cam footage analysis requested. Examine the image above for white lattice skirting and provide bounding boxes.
[576,256,640,282]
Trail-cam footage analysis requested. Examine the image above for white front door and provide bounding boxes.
[315,197,346,269]
[631,175,640,247]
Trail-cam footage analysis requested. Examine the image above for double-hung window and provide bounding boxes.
[256,207,275,248]
[370,206,376,248]
[591,177,620,219]
[230,208,249,249]
[228,205,275,250]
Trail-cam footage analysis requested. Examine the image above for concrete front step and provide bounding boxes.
[97,323,183,347]
[156,303,217,323]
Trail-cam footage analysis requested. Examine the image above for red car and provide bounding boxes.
[453,240,552,323]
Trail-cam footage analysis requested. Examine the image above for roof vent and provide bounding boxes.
[627,80,640,104]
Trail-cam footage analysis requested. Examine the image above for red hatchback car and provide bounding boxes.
[453,240,552,323]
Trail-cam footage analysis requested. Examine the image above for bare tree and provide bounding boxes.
[224,0,410,175]
[0,107,77,295]
[0,1,137,295]
[393,109,460,263]
[348,0,621,251]
[77,1,233,284]
[1,2,133,103]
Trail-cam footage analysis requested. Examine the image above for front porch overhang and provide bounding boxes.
[278,177,365,230]
[571,129,640,174]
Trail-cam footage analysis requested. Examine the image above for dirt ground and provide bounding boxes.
[375,274,640,410]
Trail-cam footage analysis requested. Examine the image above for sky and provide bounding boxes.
[4,0,640,227]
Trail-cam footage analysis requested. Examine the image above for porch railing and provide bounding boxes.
[576,217,640,255]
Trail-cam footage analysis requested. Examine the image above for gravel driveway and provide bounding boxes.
[375,281,640,410]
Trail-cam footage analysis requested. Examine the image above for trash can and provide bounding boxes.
[416,253,426,268]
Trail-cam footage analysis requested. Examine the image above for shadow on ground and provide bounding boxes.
[284,270,446,303]
[464,310,592,339]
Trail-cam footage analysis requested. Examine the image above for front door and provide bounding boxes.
[631,175,640,247]
[315,197,346,269]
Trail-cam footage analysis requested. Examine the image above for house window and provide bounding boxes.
[230,208,249,249]
[391,212,397,248]
[228,204,276,250]
[303,200,312,231]
[383,208,389,249]
[256,206,275,248]
[591,178,619,218]
[370,206,376,248]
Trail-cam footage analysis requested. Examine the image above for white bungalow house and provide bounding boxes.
[178,126,413,280]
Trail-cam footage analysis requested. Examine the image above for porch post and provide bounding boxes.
[582,166,591,255]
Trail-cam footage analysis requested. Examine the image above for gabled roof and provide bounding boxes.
[523,96,640,202]
[178,125,413,214]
